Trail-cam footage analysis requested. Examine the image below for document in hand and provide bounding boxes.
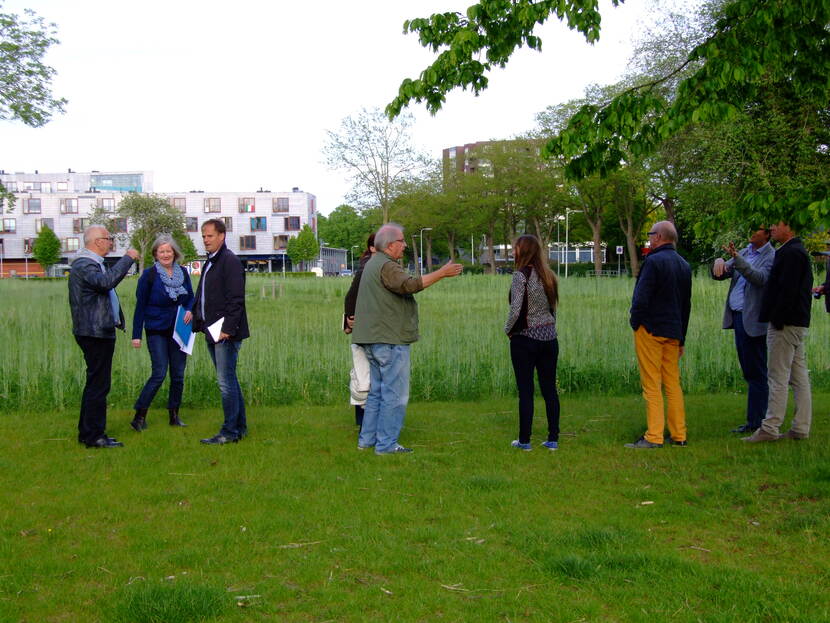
[207,317,225,343]
[173,306,196,355]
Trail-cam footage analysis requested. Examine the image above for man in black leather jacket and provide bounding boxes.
[69,225,138,448]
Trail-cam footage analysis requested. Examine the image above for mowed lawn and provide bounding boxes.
[1,393,829,622]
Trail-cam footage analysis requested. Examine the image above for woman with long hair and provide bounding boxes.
[504,234,560,451]
[343,233,376,427]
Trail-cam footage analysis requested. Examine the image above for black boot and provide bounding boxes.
[355,405,364,427]
[130,408,148,432]
[169,408,186,427]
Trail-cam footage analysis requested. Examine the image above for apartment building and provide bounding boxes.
[0,170,317,276]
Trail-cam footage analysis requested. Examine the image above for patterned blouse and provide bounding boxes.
[504,268,557,341]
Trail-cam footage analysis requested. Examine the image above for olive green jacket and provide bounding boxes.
[351,251,423,345]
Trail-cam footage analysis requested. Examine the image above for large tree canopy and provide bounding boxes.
[388,0,830,227]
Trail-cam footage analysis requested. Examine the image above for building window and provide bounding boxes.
[23,198,42,214]
[73,218,91,234]
[250,216,266,232]
[240,235,256,250]
[4,181,17,192]
[40,182,51,193]
[23,181,39,191]
[222,216,233,232]
[36,218,54,233]
[60,198,79,214]
[273,235,289,250]
[171,197,186,212]
[57,181,68,192]
[284,216,301,231]
[238,197,255,213]
[1,218,16,233]
[63,237,80,252]
[272,197,289,213]
[98,197,115,211]
[23,238,34,254]
[186,217,199,232]
[204,198,221,213]
[113,217,128,234]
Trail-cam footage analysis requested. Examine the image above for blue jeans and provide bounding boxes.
[732,311,768,429]
[358,344,410,453]
[206,338,247,439]
[134,333,188,410]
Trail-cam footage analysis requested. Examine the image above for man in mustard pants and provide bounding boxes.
[626,221,692,449]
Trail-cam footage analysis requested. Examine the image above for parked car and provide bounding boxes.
[340,269,353,277]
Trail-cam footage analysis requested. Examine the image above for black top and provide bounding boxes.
[192,244,250,342]
[629,244,692,344]
[759,237,812,329]
[344,253,372,317]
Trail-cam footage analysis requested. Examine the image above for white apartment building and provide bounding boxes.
[0,170,318,276]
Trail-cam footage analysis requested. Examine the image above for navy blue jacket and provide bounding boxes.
[630,244,692,344]
[132,265,195,339]
[759,237,812,329]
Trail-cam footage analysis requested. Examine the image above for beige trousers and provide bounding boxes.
[761,325,812,436]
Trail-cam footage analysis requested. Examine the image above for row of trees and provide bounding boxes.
[321,0,828,276]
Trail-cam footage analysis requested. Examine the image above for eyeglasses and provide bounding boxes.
[394,238,406,244]
[96,236,115,242]
[647,231,657,236]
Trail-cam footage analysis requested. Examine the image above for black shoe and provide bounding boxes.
[668,439,688,446]
[86,437,124,448]
[624,436,663,449]
[200,434,238,445]
[168,408,186,427]
[131,408,148,432]
[731,424,759,434]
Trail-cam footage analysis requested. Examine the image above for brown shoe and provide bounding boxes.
[782,429,808,440]
[742,428,780,443]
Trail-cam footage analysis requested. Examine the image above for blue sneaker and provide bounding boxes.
[375,444,413,455]
[541,440,558,451]
[511,440,532,451]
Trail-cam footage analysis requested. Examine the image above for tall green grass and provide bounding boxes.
[2,272,829,411]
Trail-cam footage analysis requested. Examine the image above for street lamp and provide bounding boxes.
[564,208,583,278]
[351,245,360,272]
[418,227,432,275]
[555,215,565,277]
[318,238,325,274]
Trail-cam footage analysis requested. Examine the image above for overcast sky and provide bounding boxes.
[2,0,654,214]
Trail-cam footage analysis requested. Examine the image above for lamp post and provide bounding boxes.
[418,227,432,275]
[555,215,565,277]
[318,238,325,274]
[471,234,475,264]
[350,245,359,272]
[564,208,583,278]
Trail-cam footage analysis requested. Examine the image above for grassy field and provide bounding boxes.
[1,394,828,622]
[2,272,830,411]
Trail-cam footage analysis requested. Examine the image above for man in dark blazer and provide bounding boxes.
[712,228,774,433]
[810,240,830,312]
[193,219,250,445]
[745,221,812,442]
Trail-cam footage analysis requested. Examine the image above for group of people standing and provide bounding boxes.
[68,216,817,452]
[69,220,249,448]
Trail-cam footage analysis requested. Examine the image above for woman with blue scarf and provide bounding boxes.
[130,234,195,431]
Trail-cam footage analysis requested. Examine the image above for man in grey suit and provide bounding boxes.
[712,228,774,433]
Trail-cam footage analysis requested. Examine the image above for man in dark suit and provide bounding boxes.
[810,240,830,312]
[712,228,774,433]
[745,221,812,442]
[193,219,250,445]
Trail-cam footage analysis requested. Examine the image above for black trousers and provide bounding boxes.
[75,335,116,444]
[510,335,560,444]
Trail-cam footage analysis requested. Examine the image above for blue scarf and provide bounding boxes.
[155,262,188,300]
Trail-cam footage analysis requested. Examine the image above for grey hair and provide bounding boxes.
[152,234,184,263]
[83,224,108,245]
[374,223,404,252]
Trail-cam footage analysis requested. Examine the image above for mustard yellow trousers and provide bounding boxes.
[634,326,687,444]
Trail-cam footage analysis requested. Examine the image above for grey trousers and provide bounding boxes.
[761,325,812,436]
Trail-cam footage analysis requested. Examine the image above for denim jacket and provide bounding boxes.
[68,252,135,338]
